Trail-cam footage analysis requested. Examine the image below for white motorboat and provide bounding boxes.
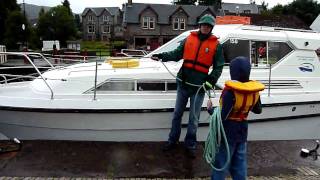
[1,24,320,141]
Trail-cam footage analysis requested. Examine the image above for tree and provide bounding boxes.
[261,0,268,11]
[283,0,320,25]
[37,5,76,46]
[39,7,45,17]
[0,0,20,44]
[74,14,81,30]
[3,11,29,49]
[62,0,72,15]
[173,0,197,5]
[198,0,221,9]
[271,4,285,15]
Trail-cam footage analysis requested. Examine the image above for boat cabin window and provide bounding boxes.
[137,80,177,91]
[167,82,177,90]
[93,79,177,92]
[222,39,250,64]
[96,79,135,91]
[251,41,267,66]
[223,38,293,67]
[268,42,292,64]
[137,80,165,91]
[251,41,293,66]
[92,79,221,93]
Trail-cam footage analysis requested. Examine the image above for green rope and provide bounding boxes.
[204,106,231,171]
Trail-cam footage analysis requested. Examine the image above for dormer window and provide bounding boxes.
[88,15,93,21]
[142,17,155,29]
[103,15,109,22]
[173,18,185,30]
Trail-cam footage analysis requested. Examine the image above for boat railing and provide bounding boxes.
[116,49,149,57]
[0,52,54,99]
[0,73,39,84]
[0,74,7,84]
[241,25,318,33]
[42,53,98,64]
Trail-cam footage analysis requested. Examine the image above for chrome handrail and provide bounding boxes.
[0,52,54,99]
[0,71,46,84]
[0,75,7,84]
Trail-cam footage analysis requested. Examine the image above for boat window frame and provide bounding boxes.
[85,78,223,94]
[85,78,179,94]
[221,37,295,68]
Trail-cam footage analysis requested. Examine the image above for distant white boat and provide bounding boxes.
[1,24,320,141]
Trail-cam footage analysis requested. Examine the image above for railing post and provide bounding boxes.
[268,63,271,97]
[93,58,98,100]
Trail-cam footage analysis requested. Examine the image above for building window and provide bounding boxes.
[180,18,185,30]
[224,10,229,14]
[173,18,185,30]
[88,15,93,21]
[116,26,122,32]
[103,15,109,22]
[149,17,155,29]
[102,25,110,33]
[142,16,155,29]
[88,25,95,33]
[243,10,251,14]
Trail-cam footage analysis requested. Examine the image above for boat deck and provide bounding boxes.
[0,140,319,179]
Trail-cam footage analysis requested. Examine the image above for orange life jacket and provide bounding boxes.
[220,80,265,121]
[182,32,218,74]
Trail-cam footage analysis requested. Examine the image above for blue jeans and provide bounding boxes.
[168,82,205,149]
[211,141,247,180]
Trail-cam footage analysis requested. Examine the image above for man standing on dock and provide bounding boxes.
[151,14,224,158]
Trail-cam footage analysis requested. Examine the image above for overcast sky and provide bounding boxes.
[17,0,313,13]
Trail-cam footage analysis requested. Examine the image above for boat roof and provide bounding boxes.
[174,24,320,51]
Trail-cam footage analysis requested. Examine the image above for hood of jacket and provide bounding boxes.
[229,56,251,82]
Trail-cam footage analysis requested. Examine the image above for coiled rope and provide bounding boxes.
[203,106,230,171]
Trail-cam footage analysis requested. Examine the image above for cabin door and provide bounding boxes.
[250,41,267,67]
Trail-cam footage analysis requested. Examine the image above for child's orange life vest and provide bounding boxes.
[220,80,265,121]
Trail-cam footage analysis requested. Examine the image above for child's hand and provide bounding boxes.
[207,99,213,109]
[207,99,214,115]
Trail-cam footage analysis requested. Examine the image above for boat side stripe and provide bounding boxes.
[0,100,319,113]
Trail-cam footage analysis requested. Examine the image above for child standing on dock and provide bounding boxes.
[208,56,264,180]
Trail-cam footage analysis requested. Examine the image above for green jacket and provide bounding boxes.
[159,33,225,88]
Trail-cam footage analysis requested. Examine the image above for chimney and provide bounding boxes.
[128,0,132,7]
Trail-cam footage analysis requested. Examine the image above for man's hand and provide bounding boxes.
[151,54,162,61]
[204,81,213,90]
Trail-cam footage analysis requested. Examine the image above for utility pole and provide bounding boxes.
[22,0,27,50]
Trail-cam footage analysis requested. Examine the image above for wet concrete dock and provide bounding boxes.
[0,140,319,179]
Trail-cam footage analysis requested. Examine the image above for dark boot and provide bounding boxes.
[162,142,177,152]
[185,148,196,158]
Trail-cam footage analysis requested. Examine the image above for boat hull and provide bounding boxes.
[1,101,320,141]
